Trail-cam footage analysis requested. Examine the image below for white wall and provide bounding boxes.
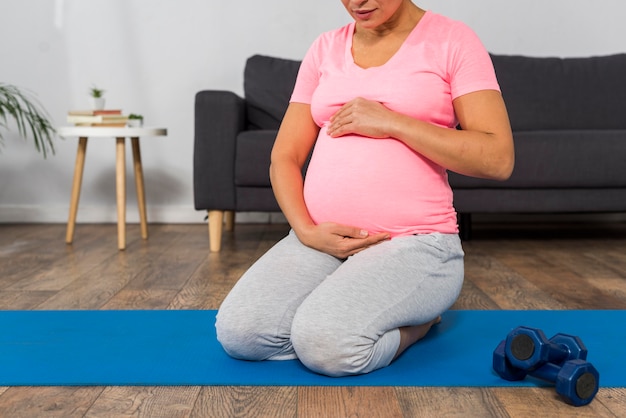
[1,0,625,224]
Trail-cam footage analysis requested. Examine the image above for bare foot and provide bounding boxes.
[394,316,442,360]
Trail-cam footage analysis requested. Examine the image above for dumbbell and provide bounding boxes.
[505,326,588,370]
[493,326,600,406]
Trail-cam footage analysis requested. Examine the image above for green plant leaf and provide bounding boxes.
[90,85,104,98]
[0,83,57,158]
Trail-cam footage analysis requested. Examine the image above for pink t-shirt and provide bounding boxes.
[291,11,500,236]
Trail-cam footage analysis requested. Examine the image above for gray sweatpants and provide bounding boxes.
[215,230,464,377]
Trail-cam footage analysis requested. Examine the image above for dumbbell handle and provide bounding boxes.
[528,361,561,382]
[542,342,570,366]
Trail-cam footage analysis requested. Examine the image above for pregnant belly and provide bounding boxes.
[303,134,455,236]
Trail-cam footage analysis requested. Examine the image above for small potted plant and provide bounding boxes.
[127,113,144,127]
[89,85,105,110]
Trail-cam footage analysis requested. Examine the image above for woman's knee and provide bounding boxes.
[291,327,352,376]
[291,310,377,377]
[215,303,296,361]
[215,308,259,360]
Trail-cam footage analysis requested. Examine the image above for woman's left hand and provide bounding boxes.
[327,97,394,139]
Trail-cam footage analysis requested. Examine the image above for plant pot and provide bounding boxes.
[91,97,105,110]
[127,119,143,128]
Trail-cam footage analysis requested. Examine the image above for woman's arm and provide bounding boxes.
[327,90,515,180]
[269,103,318,236]
[270,103,390,259]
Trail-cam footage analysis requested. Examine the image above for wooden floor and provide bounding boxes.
[0,221,625,417]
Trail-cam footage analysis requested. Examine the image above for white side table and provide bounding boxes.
[57,126,168,250]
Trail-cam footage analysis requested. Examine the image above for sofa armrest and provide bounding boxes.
[194,90,246,210]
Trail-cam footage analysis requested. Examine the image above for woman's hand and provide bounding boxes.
[327,97,393,139]
[271,103,389,258]
[326,91,515,181]
[296,222,390,259]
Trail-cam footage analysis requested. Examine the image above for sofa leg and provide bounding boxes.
[224,211,235,232]
[208,210,224,252]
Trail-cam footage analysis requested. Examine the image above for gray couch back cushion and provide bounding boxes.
[244,53,626,132]
[492,53,626,131]
[244,55,301,130]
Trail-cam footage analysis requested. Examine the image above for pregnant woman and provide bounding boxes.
[215,0,514,377]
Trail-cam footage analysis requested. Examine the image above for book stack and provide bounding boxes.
[67,109,129,127]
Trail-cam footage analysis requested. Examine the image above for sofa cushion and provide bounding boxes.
[448,130,626,189]
[234,130,277,187]
[492,53,626,131]
[244,55,301,130]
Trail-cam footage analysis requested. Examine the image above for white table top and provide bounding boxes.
[57,126,167,137]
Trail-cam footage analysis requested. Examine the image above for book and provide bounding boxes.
[74,122,127,127]
[68,109,123,116]
[67,114,129,124]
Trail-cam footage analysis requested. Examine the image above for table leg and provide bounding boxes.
[66,137,88,244]
[131,137,148,240]
[116,137,126,250]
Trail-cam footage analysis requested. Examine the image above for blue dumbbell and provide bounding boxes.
[531,358,599,406]
[505,326,587,370]
[493,326,600,406]
[492,339,528,381]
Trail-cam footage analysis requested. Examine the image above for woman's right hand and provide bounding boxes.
[296,222,390,259]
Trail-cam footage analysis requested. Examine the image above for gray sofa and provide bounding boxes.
[194,53,626,250]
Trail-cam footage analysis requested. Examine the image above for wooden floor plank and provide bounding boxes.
[464,251,568,310]
[396,387,509,417]
[500,251,626,310]
[192,386,297,418]
[586,277,626,302]
[32,252,140,310]
[33,225,182,310]
[450,280,500,310]
[0,290,57,310]
[168,258,238,310]
[4,225,113,292]
[101,289,181,310]
[85,386,200,418]
[594,387,626,416]
[587,249,626,279]
[298,387,403,418]
[492,387,618,417]
[0,387,104,418]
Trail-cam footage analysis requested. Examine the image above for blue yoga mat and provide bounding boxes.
[0,310,624,386]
